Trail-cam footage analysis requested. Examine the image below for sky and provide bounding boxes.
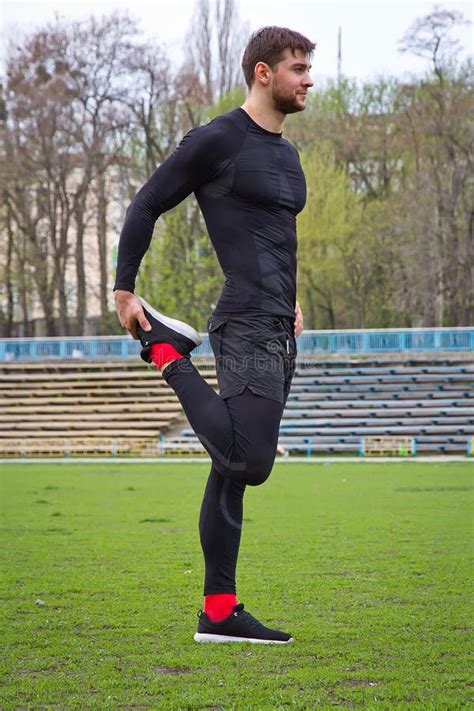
[0,0,472,82]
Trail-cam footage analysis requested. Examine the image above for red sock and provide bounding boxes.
[150,342,183,370]
[204,593,237,622]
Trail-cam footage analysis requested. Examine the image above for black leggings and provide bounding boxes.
[164,358,284,594]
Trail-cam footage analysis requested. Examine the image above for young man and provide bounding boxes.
[114,26,315,644]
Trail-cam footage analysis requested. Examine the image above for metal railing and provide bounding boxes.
[0,327,473,361]
[295,327,474,355]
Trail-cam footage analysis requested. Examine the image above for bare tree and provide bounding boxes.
[49,14,141,332]
[395,8,474,325]
[399,7,470,82]
[185,0,247,105]
[2,44,73,335]
[1,13,169,335]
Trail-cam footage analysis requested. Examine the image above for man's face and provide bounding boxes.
[270,48,313,114]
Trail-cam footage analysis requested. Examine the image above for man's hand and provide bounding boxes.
[295,301,304,337]
[114,290,151,340]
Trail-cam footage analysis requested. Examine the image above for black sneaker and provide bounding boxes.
[136,296,202,363]
[193,603,293,644]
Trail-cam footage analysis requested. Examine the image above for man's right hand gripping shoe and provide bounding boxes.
[136,296,202,363]
[194,603,293,644]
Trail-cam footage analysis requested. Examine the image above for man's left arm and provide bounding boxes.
[295,301,304,337]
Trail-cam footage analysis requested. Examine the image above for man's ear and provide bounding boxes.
[254,61,271,86]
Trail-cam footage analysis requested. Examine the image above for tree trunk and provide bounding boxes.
[97,166,109,331]
[75,208,86,335]
[5,207,15,336]
[32,265,56,336]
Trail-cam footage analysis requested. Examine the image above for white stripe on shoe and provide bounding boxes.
[137,296,202,346]
[193,632,294,644]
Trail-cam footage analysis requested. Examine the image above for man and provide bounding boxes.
[114,26,315,644]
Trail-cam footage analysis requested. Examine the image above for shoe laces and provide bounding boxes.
[233,604,262,630]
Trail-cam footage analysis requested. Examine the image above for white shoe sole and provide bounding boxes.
[193,632,293,644]
[137,296,202,347]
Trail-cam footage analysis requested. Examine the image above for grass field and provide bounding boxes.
[1,461,472,709]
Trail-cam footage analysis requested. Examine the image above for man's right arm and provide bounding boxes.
[114,126,214,295]
[113,123,230,336]
[114,119,244,338]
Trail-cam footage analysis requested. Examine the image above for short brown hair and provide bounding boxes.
[242,26,315,88]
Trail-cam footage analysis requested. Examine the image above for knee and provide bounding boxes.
[244,454,274,486]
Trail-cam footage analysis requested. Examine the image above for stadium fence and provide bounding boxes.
[1,326,473,361]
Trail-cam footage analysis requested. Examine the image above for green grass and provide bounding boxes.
[1,461,472,709]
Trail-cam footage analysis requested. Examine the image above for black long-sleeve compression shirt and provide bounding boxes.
[114,107,306,317]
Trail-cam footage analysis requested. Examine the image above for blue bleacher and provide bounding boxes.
[174,356,473,455]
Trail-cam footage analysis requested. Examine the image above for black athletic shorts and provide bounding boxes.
[207,313,297,405]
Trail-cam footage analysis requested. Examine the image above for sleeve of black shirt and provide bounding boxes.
[114,119,240,293]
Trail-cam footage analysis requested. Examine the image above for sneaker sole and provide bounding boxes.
[193,633,293,644]
[137,296,202,347]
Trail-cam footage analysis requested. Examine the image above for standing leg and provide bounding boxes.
[196,389,283,623]
[199,465,245,595]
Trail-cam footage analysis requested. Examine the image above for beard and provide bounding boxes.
[271,85,305,115]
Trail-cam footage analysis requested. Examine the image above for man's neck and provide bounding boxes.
[240,98,285,134]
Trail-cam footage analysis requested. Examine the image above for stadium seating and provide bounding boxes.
[176,357,474,456]
[0,356,472,457]
[0,359,216,456]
